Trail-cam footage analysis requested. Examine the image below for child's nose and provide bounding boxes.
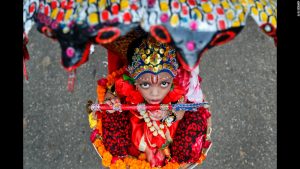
[150,88,159,96]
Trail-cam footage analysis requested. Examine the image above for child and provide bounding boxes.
[93,36,211,168]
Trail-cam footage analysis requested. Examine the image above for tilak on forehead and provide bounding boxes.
[151,74,158,84]
[127,36,179,80]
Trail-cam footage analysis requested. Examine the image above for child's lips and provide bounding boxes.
[149,99,161,104]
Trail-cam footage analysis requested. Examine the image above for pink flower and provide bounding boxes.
[90,129,99,143]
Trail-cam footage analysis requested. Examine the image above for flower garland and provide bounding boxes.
[97,66,127,103]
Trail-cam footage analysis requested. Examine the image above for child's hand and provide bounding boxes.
[145,146,165,167]
[104,91,121,113]
[175,110,185,120]
[148,110,168,121]
[176,96,185,120]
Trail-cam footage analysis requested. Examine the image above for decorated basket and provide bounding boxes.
[87,101,212,169]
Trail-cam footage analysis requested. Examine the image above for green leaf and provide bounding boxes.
[170,83,174,91]
[123,74,135,84]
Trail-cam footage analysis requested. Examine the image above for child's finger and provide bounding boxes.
[105,100,112,106]
[107,110,115,113]
[115,98,120,103]
[111,99,116,104]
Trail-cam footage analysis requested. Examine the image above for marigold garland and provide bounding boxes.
[102,151,113,167]
[196,154,206,164]
[97,143,106,157]
[110,159,126,169]
[138,153,147,161]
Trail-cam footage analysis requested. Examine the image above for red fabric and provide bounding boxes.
[130,113,179,150]
[130,114,144,150]
[107,50,124,74]
[176,67,191,93]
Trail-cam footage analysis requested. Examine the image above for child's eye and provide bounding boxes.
[140,83,150,89]
[161,82,169,88]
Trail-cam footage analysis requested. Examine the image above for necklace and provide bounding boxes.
[139,109,166,138]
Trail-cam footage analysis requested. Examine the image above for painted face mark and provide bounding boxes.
[151,74,158,84]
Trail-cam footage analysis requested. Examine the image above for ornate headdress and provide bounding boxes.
[127,36,179,80]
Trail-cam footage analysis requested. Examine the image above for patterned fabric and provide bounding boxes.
[23,0,277,71]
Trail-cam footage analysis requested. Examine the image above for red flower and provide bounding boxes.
[97,78,108,86]
[189,131,197,137]
[115,77,145,104]
[187,123,198,131]
[126,90,144,104]
[90,129,99,143]
[199,107,211,119]
[203,140,212,149]
[115,78,134,97]
[184,135,192,142]
[111,156,120,164]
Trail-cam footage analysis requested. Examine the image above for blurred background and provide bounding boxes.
[23,17,276,169]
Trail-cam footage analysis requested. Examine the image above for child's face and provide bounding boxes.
[136,72,173,104]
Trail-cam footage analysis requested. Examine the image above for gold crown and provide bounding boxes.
[128,36,178,79]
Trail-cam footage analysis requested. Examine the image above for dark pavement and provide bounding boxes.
[23,17,276,169]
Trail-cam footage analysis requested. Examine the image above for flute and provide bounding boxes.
[88,102,209,112]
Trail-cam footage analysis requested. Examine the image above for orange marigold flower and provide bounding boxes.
[97,144,106,156]
[93,139,102,147]
[97,85,106,102]
[162,161,180,169]
[102,151,112,167]
[115,159,126,169]
[197,154,206,164]
[138,153,146,160]
[97,86,106,92]
[110,163,117,169]
[96,119,102,134]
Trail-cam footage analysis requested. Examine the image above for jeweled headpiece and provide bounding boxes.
[128,36,179,80]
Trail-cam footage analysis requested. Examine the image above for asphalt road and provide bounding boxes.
[23,17,276,169]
